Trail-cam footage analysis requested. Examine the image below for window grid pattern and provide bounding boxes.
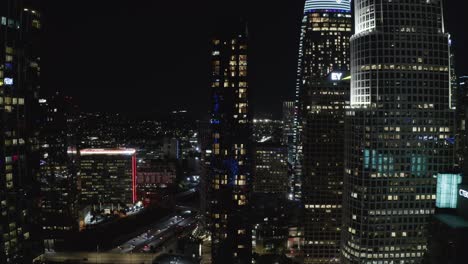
[297,4,352,263]
[0,2,42,263]
[209,24,253,263]
[342,1,455,264]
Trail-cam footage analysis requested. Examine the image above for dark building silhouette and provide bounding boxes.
[253,142,288,195]
[458,76,468,179]
[208,18,253,263]
[282,101,295,165]
[38,94,79,251]
[251,194,290,259]
[424,181,468,264]
[0,1,44,263]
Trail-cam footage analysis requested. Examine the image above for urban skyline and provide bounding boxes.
[41,1,468,117]
[1,0,468,264]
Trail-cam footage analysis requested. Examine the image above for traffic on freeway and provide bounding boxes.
[111,210,196,254]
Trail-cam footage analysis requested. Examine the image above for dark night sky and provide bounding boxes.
[42,1,468,118]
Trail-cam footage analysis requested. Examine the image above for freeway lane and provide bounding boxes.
[134,216,198,253]
[111,215,185,253]
[45,252,161,264]
[44,215,198,263]
[111,210,197,254]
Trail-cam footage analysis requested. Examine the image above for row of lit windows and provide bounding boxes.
[344,248,424,261]
[0,17,20,29]
[355,64,449,73]
[4,138,25,146]
[305,204,342,209]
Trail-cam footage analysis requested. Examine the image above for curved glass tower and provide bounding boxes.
[342,0,455,263]
[295,0,352,262]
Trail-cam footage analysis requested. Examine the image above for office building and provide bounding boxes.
[137,159,176,205]
[253,143,289,194]
[457,76,468,178]
[293,0,352,203]
[0,1,43,263]
[301,74,350,263]
[162,137,180,160]
[252,194,290,258]
[282,101,295,163]
[208,19,252,263]
[198,120,212,227]
[38,94,79,251]
[341,1,455,263]
[283,101,298,201]
[79,148,137,210]
[424,181,468,264]
[295,0,352,262]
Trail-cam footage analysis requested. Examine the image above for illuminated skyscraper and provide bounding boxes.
[208,19,252,263]
[295,0,352,262]
[0,1,43,263]
[253,142,288,194]
[341,1,455,263]
[78,148,137,210]
[459,76,468,178]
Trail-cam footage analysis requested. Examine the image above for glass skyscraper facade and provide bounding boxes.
[253,143,288,194]
[208,20,252,264]
[295,0,352,262]
[457,76,468,180]
[341,1,455,263]
[0,0,42,262]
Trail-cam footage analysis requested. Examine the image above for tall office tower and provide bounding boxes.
[449,42,461,171]
[294,0,352,205]
[198,120,212,227]
[342,1,455,263]
[251,194,290,259]
[302,75,350,263]
[208,19,252,264]
[449,41,457,110]
[458,76,468,178]
[253,142,289,194]
[252,143,290,260]
[78,148,137,210]
[0,1,43,263]
[282,101,295,163]
[295,0,352,262]
[38,94,79,251]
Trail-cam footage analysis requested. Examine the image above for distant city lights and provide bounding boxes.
[79,148,137,156]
